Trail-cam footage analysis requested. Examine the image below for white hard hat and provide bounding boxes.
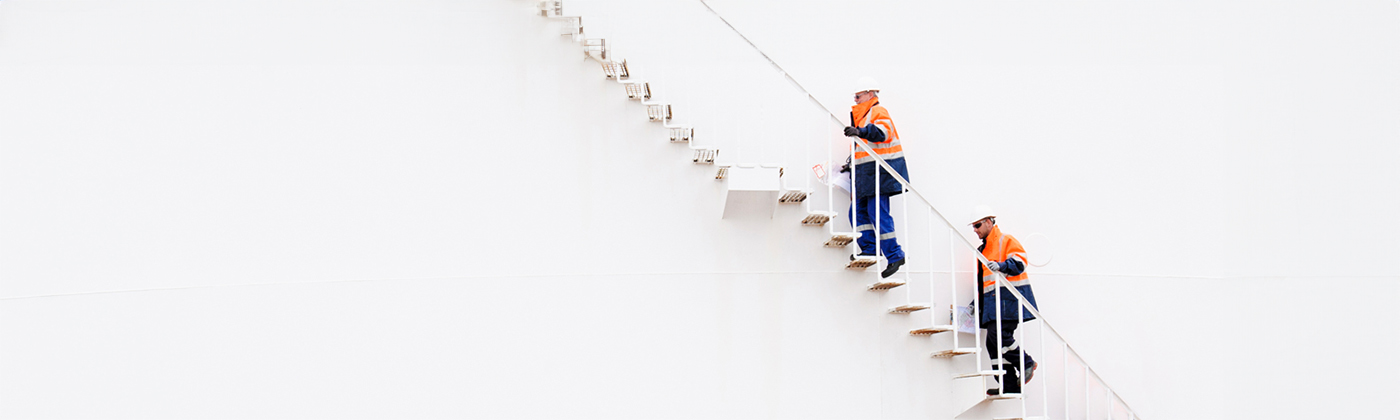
[854,76,880,94]
[968,205,996,225]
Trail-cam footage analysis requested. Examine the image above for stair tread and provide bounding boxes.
[953,370,1004,379]
[931,348,979,358]
[867,280,905,290]
[890,304,930,314]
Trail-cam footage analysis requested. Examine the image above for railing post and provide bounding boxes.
[1018,299,1027,420]
[953,229,962,353]
[903,183,910,301]
[874,147,881,260]
[805,101,811,210]
[928,207,936,325]
[1063,343,1069,420]
[995,279,1003,395]
[827,121,834,221]
[1040,316,1048,418]
[1019,292,1026,398]
[1107,388,1113,420]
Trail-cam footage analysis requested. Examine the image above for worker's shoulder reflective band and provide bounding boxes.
[873,119,893,135]
[854,149,904,164]
[981,276,1031,289]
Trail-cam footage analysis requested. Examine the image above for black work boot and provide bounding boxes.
[881,257,905,278]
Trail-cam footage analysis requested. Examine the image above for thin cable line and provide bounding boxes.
[697,0,845,125]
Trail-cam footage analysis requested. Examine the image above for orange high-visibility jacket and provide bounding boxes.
[850,98,903,166]
[980,225,1029,291]
[978,224,1038,324]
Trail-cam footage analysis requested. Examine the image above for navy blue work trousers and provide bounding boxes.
[983,319,1035,392]
[848,195,904,262]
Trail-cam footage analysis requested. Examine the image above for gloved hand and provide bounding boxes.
[986,261,1001,273]
[839,156,851,173]
[843,126,860,137]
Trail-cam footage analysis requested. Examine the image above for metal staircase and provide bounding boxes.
[532,2,1141,419]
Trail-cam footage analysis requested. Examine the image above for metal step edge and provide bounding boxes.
[889,304,931,314]
[931,348,979,358]
[909,325,953,335]
[953,370,1005,379]
[867,281,905,291]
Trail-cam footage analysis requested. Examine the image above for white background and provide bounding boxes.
[2,1,1398,419]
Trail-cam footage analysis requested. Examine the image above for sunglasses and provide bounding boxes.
[972,221,985,229]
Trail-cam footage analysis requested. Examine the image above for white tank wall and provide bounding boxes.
[2,1,1397,419]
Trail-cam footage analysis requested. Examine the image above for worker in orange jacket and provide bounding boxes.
[970,205,1038,396]
[842,76,909,278]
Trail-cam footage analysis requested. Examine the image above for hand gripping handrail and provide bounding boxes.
[698,0,1143,417]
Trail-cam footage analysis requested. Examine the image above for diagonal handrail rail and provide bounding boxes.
[696,0,1143,417]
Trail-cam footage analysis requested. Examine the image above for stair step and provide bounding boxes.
[647,104,671,121]
[693,149,717,164]
[987,393,1023,400]
[582,38,608,59]
[846,255,879,269]
[825,233,856,247]
[778,190,807,203]
[953,370,1004,379]
[601,59,628,79]
[538,0,563,16]
[867,280,905,291]
[624,81,650,100]
[908,325,953,335]
[931,348,979,358]
[889,304,930,314]
[801,212,833,226]
[668,127,692,143]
